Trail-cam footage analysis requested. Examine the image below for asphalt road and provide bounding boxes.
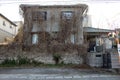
[0,68,119,80]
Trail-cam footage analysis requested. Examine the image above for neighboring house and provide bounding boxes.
[20,4,88,47]
[83,27,113,52]
[83,27,113,41]
[13,21,23,43]
[14,21,23,35]
[14,21,23,43]
[83,15,92,28]
[0,13,17,43]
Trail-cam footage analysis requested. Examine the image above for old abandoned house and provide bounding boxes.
[20,4,88,52]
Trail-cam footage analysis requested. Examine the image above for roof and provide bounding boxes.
[20,4,88,11]
[0,13,17,27]
[20,4,88,7]
[83,27,113,33]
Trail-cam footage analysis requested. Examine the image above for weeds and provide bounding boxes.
[17,56,31,65]
[1,58,17,67]
[0,56,43,67]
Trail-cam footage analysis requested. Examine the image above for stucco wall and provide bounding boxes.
[0,28,14,42]
[0,16,16,42]
[0,16,16,35]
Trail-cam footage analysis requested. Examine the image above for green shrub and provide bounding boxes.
[0,56,43,67]
[1,58,17,66]
[17,56,31,65]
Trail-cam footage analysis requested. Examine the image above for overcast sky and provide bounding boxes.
[0,0,120,29]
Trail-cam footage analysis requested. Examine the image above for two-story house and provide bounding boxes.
[0,13,17,43]
[20,4,88,49]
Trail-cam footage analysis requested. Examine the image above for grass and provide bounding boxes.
[0,56,44,67]
[0,56,88,68]
[0,57,77,68]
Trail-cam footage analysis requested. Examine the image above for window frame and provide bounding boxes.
[61,11,74,20]
[32,11,47,21]
[32,33,39,45]
[3,21,6,26]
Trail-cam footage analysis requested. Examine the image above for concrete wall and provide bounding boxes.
[0,46,83,64]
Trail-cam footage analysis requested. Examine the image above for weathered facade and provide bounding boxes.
[20,4,88,51]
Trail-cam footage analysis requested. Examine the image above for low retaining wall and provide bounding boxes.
[0,45,83,64]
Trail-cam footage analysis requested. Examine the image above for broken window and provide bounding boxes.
[33,11,47,21]
[32,34,38,44]
[61,11,74,20]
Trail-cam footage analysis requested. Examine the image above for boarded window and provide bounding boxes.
[32,34,38,44]
[33,11,47,21]
[61,11,74,20]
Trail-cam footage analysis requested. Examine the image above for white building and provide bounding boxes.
[83,15,92,27]
[0,13,17,43]
[14,21,23,35]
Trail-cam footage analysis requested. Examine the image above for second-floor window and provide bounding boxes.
[61,11,74,20]
[3,21,6,26]
[10,26,12,28]
[33,11,47,21]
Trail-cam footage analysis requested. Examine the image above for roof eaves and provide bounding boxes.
[0,13,17,27]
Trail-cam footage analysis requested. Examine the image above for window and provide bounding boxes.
[70,34,75,44]
[32,34,38,44]
[10,26,12,28]
[61,11,74,20]
[3,21,6,26]
[33,11,47,21]
[52,32,58,39]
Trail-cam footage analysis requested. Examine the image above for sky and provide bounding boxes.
[0,0,120,29]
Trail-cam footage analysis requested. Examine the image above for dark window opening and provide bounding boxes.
[33,11,47,21]
[10,26,12,28]
[52,32,58,39]
[61,11,74,20]
[3,21,6,26]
